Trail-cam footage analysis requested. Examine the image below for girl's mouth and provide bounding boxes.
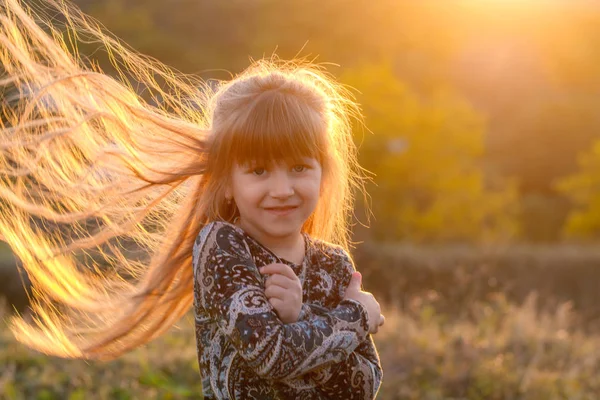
[265,206,298,216]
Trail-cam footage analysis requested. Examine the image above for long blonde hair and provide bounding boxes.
[0,0,370,360]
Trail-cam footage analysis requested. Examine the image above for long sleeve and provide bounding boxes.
[296,248,383,399]
[192,221,371,382]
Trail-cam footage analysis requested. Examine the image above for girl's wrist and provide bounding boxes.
[338,298,370,336]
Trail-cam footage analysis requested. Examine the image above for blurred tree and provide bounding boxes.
[81,0,275,76]
[489,98,600,241]
[488,98,600,194]
[556,140,600,239]
[33,0,600,242]
[518,193,570,242]
[342,62,519,243]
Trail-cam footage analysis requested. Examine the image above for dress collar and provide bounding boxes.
[226,221,312,268]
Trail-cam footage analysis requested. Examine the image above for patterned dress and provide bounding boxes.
[192,220,383,399]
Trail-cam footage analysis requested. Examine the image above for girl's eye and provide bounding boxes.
[252,167,266,176]
[293,165,308,173]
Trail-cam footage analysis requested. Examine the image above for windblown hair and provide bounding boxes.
[0,0,370,360]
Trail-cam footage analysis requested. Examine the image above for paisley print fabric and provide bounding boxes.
[192,220,382,399]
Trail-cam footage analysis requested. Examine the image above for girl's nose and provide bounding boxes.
[269,171,294,198]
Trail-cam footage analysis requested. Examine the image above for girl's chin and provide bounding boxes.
[263,223,301,235]
[260,221,303,236]
[239,214,306,235]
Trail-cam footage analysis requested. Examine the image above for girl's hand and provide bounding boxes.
[260,263,303,324]
[343,272,385,334]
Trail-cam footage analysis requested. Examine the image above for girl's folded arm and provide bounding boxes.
[193,221,370,381]
[295,246,383,398]
[297,303,382,399]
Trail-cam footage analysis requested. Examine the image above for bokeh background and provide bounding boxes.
[2,0,600,398]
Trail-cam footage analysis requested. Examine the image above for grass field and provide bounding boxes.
[2,288,599,399]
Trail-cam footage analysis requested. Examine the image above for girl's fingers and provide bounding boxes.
[379,314,385,326]
[265,273,297,290]
[260,263,297,281]
[264,284,288,301]
[269,297,283,310]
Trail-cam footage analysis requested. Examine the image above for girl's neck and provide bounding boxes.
[234,217,305,265]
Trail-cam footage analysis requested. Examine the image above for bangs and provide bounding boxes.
[224,91,327,168]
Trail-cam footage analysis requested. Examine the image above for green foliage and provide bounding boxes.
[60,0,600,242]
[341,62,519,242]
[518,193,570,242]
[556,140,600,239]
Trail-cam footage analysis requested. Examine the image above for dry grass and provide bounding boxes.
[1,290,599,399]
[377,292,600,399]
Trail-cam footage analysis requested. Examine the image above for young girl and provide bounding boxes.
[0,0,384,398]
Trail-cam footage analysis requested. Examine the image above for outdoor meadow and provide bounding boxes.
[2,0,600,398]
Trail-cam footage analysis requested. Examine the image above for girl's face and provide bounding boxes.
[226,157,322,244]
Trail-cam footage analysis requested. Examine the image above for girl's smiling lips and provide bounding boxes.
[264,205,298,216]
